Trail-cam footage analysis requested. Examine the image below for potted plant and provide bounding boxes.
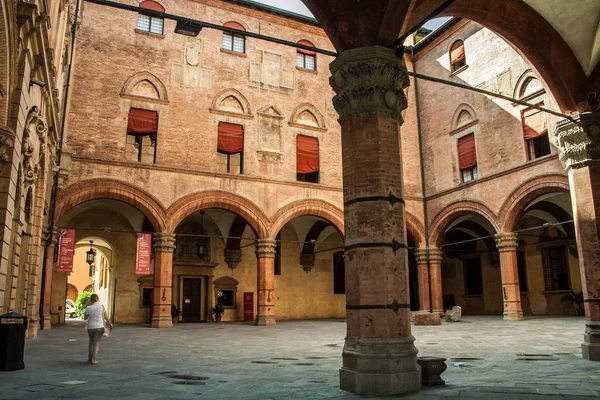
[212,303,225,322]
[171,304,181,324]
[561,291,585,316]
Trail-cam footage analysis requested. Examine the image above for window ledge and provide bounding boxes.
[451,64,469,76]
[134,29,165,39]
[220,48,247,57]
[526,152,554,164]
[296,66,318,74]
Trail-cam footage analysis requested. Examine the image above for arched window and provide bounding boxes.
[449,40,466,73]
[222,21,246,54]
[137,1,165,35]
[296,40,316,71]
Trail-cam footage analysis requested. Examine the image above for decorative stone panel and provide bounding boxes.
[249,51,294,93]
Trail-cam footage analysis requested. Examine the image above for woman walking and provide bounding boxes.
[83,294,113,364]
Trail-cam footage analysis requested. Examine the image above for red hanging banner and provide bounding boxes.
[56,229,75,273]
[136,233,152,275]
[243,292,254,322]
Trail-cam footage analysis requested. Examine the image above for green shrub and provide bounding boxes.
[75,291,93,317]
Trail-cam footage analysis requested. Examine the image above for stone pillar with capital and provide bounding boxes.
[556,113,600,360]
[151,233,176,328]
[414,248,430,312]
[428,247,444,314]
[494,232,523,321]
[256,239,276,326]
[330,46,420,396]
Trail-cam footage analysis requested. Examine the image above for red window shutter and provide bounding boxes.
[450,41,465,64]
[218,122,244,154]
[297,39,316,55]
[223,21,246,31]
[522,107,548,139]
[139,0,165,12]
[127,108,158,134]
[457,133,477,170]
[297,135,319,173]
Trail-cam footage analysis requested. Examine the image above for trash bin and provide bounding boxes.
[0,312,27,371]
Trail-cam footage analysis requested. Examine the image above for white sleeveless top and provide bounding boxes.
[84,302,106,330]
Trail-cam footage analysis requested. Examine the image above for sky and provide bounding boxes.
[253,1,451,34]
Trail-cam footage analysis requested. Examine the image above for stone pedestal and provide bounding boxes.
[415,313,441,325]
[151,233,175,328]
[330,46,420,396]
[556,113,600,361]
[495,233,524,321]
[256,239,276,326]
[417,356,447,386]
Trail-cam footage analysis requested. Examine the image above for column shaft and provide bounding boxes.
[414,249,430,312]
[495,233,523,321]
[429,249,444,314]
[151,233,175,328]
[256,239,276,326]
[42,241,55,329]
[330,46,420,396]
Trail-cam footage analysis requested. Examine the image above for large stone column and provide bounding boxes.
[256,239,276,326]
[414,248,430,312]
[556,113,600,361]
[494,232,523,321]
[330,46,420,396]
[429,248,444,314]
[151,233,175,328]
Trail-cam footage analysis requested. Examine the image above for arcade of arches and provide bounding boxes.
[1,0,600,397]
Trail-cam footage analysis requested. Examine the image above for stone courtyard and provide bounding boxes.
[0,316,598,399]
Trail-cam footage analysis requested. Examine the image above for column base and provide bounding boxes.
[25,319,39,339]
[503,310,524,321]
[151,315,173,328]
[42,314,52,330]
[339,337,421,396]
[255,314,276,326]
[582,322,600,361]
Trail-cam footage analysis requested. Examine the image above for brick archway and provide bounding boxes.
[429,200,500,246]
[406,212,425,247]
[55,179,168,231]
[166,191,269,238]
[498,174,570,232]
[269,199,344,239]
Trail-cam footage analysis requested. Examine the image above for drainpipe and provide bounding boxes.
[39,0,81,328]
[411,46,433,314]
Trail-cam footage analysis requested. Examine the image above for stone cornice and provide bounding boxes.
[555,112,600,170]
[329,46,410,125]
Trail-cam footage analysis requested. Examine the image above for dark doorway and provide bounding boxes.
[408,252,419,311]
[182,278,202,322]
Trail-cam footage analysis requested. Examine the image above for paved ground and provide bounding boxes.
[0,316,598,399]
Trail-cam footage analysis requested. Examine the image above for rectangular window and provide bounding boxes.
[527,133,551,160]
[217,122,244,174]
[274,233,281,275]
[333,252,345,294]
[517,251,528,293]
[457,133,478,183]
[296,53,316,70]
[127,108,158,163]
[222,32,245,53]
[522,106,550,160]
[464,257,483,295]
[542,246,570,290]
[297,135,319,183]
[137,15,164,35]
[217,289,235,307]
[142,288,152,307]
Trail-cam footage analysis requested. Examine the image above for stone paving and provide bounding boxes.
[0,316,599,399]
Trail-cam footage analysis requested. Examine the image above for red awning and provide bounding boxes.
[139,0,165,12]
[450,41,465,64]
[457,133,477,170]
[127,108,158,135]
[297,135,319,173]
[522,108,548,139]
[297,39,316,56]
[218,122,244,154]
[223,21,245,31]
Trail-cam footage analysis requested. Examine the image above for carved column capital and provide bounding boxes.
[413,248,429,265]
[428,247,443,264]
[255,239,276,259]
[495,232,519,252]
[300,252,315,272]
[224,248,242,269]
[555,112,600,170]
[153,233,176,253]
[329,46,410,125]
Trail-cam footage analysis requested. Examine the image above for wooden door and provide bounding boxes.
[182,278,202,322]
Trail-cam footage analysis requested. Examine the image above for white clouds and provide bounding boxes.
[253,0,314,17]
